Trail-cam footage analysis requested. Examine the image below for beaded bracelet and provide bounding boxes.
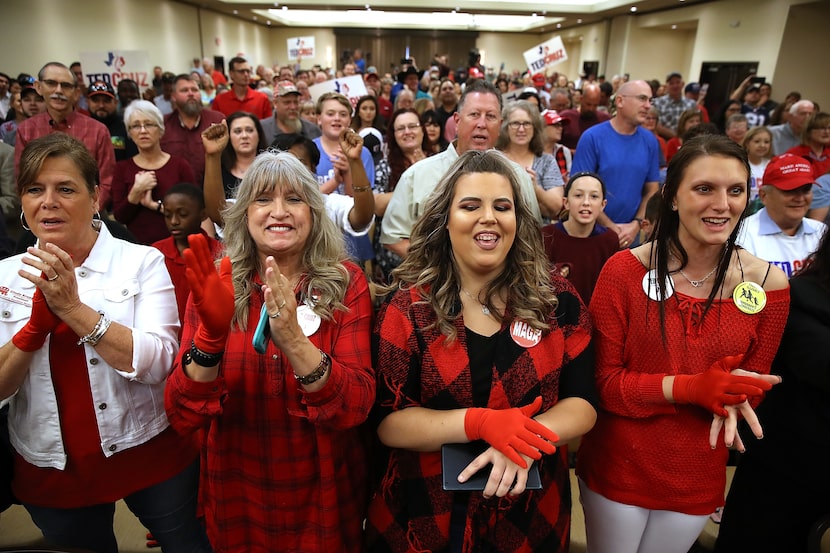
[77,311,112,346]
[187,339,224,367]
[352,185,372,193]
[294,350,330,385]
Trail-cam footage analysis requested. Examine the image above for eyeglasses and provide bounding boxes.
[618,94,652,103]
[508,121,533,130]
[128,122,160,132]
[40,79,77,90]
[811,126,830,132]
[394,123,421,133]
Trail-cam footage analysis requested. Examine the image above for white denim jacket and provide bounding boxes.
[0,225,180,469]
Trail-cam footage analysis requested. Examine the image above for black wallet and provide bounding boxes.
[441,441,543,491]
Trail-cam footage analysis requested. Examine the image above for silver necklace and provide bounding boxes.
[461,288,490,315]
[678,265,718,288]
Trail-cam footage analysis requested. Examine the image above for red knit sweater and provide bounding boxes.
[576,251,789,515]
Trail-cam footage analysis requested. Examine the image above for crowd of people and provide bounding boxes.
[0,49,827,553]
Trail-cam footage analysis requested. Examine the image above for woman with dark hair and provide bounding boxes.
[219,111,268,197]
[715,230,830,553]
[496,100,564,220]
[373,108,431,283]
[350,95,385,165]
[716,99,743,132]
[576,134,790,553]
[420,109,448,154]
[367,149,597,552]
[1,134,210,553]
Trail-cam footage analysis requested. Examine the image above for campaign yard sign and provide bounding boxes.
[309,76,368,111]
[523,37,568,75]
[288,37,315,60]
[80,50,152,89]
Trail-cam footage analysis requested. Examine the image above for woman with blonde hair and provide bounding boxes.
[166,151,374,552]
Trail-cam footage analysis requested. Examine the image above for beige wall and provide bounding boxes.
[773,1,830,110]
[1,0,826,111]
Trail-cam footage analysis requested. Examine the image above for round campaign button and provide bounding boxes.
[296,303,322,336]
[732,281,766,314]
[642,269,674,301]
[510,320,542,348]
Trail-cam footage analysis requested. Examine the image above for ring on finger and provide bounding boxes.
[47,273,59,281]
[268,310,282,319]
[277,301,287,310]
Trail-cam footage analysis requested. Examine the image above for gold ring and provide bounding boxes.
[277,301,287,310]
[47,273,59,281]
[268,310,281,319]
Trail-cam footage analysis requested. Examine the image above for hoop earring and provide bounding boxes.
[20,211,30,231]
[92,210,104,231]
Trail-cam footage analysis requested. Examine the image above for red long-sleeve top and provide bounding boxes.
[576,251,789,515]
[165,261,375,553]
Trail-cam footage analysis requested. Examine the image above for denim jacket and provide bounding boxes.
[0,225,180,469]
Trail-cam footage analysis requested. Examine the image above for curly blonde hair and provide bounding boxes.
[389,149,557,341]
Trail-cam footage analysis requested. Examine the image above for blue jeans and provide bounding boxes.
[25,459,212,553]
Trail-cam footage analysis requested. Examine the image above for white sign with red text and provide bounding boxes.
[287,37,316,60]
[80,50,152,90]
[309,76,368,112]
[523,37,568,74]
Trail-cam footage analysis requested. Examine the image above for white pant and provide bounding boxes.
[578,478,709,553]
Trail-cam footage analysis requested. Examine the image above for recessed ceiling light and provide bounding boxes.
[577,18,583,23]
[556,23,562,28]
[630,6,637,12]
[232,9,238,14]
[267,20,272,25]
[253,15,257,20]
[671,24,677,29]
[282,5,287,10]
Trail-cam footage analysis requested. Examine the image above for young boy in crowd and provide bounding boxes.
[152,183,223,329]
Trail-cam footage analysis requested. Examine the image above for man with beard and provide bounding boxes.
[15,62,115,211]
[260,80,321,145]
[571,80,660,249]
[87,81,137,162]
[160,74,224,186]
[559,83,610,150]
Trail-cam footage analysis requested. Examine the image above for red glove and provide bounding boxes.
[672,355,772,417]
[12,280,61,352]
[184,234,234,354]
[464,396,559,468]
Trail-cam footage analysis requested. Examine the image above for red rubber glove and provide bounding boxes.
[464,396,559,469]
[672,355,772,417]
[183,234,234,354]
[12,280,61,352]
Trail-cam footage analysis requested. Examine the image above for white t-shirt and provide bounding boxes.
[749,160,769,201]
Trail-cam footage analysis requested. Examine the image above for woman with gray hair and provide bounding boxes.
[111,99,195,244]
[496,100,564,220]
[165,151,374,553]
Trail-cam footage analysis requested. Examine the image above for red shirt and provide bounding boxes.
[165,261,374,553]
[15,111,116,210]
[211,87,273,119]
[786,144,830,179]
[13,322,196,508]
[577,251,789,515]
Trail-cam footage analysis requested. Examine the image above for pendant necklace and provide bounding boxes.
[677,265,718,288]
[461,288,490,315]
